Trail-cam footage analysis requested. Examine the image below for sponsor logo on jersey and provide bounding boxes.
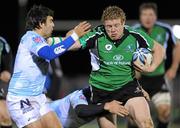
[103,54,131,65]
[104,61,130,65]
[105,44,112,51]
[20,99,34,114]
[54,45,66,54]
[113,54,124,61]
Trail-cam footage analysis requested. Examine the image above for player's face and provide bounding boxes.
[42,16,54,38]
[104,18,125,40]
[140,9,157,29]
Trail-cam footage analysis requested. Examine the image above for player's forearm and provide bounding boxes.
[170,43,180,70]
[48,37,81,51]
[38,32,79,60]
[151,41,165,71]
[75,104,108,118]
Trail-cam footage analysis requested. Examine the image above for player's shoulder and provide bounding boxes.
[21,31,45,44]
[125,25,144,36]
[69,90,86,101]
[70,90,84,97]
[125,25,153,45]
[155,21,172,31]
[131,23,142,29]
[155,21,176,42]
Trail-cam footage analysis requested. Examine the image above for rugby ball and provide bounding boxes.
[132,48,153,69]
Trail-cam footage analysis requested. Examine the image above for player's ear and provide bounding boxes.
[39,22,45,29]
[121,19,125,26]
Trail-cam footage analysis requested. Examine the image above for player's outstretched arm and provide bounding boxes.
[104,100,129,117]
[75,100,129,118]
[38,21,91,60]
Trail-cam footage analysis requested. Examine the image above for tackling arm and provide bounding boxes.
[75,100,129,118]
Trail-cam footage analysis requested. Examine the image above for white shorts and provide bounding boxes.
[6,94,52,128]
[151,92,171,108]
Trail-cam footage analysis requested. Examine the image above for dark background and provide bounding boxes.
[0,0,179,75]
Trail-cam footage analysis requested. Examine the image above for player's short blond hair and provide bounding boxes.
[101,6,126,23]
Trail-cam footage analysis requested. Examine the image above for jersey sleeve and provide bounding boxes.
[140,30,154,49]
[70,90,88,109]
[131,23,141,30]
[48,36,63,46]
[79,26,104,49]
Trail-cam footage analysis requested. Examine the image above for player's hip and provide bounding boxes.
[139,74,169,97]
[6,93,51,128]
[86,80,144,105]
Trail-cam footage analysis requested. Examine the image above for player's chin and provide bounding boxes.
[111,36,119,40]
[46,32,52,38]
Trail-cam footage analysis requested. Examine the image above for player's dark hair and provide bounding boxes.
[139,2,158,16]
[25,5,54,30]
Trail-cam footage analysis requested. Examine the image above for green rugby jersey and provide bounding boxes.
[80,25,154,91]
[133,21,176,76]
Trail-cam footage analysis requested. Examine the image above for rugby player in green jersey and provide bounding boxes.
[131,3,180,128]
[80,6,164,128]
[59,5,165,128]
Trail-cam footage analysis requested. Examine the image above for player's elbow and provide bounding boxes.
[161,45,166,58]
[75,105,88,118]
[38,46,57,60]
[154,41,165,58]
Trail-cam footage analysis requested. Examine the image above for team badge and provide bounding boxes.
[79,95,86,100]
[105,44,112,51]
[33,36,42,43]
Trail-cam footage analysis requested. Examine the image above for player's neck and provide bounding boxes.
[146,28,153,34]
[33,29,46,38]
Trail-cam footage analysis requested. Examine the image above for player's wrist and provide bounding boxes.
[71,31,79,41]
[170,63,179,71]
[150,63,157,72]
[104,102,110,111]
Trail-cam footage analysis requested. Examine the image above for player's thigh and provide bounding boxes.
[97,113,117,128]
[40,111,62,128]
[6,94,48,128]
[125,97,153,127]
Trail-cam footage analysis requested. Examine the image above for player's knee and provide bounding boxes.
[158,113,170,123]
[157,105,170,122]
[0,115,12,125]
[0,116,12,126]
